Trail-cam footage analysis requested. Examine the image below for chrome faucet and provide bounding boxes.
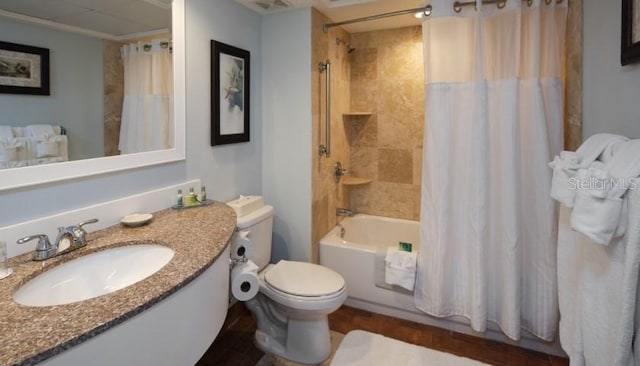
[16,234,56,261]
[17,218,99,261]
[336,208,354,217]
[336,223,346,239]
[333,162,350,183]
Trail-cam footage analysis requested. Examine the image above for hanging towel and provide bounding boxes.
[25,124,55,137]
[0,138,25,162]
[385,247,417,291]
[25,135,68,164]
[571,139,640,245]
[550,133,629,208]
[558,186,640,366]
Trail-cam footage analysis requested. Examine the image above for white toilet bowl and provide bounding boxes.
[245,260,347,364]
[226,199,347,364]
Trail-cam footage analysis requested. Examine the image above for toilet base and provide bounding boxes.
[246,295,332,364]
[253,317,331,365]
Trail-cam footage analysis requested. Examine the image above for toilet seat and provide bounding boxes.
[265,260,345,297]
[259,261,347,312]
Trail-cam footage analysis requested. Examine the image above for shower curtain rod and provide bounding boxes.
[323,6,431,32]
[322,0,563,32]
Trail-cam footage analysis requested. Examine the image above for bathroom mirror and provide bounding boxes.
[0,0,185,191]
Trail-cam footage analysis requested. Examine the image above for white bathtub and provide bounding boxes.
[319,214,564,356]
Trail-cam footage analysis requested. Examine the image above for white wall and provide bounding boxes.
[261,9,313,262]
[583,0,640,138]
[0,0,264,255]
[0,18,104,160]
[184,0,263,202]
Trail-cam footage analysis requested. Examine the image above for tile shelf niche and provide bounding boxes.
[341,113,372,186]
[341,176,372,186]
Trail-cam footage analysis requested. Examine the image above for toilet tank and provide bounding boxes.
[228,197,274,271]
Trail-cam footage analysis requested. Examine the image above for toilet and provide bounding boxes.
[229,197,347,364]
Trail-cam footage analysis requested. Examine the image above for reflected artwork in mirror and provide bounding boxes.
[0,0,185,190]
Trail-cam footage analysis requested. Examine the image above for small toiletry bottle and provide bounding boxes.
[200,186,207,203]
[184,187,197,206]
[176,189,183,207]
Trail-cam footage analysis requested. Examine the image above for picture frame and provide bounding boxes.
[0,41,50,95]
[621,0,640,65]
[211,40,250,146]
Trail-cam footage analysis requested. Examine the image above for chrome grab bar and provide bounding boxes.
[319,60,331,157]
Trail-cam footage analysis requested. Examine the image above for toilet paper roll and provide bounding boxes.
[231,230,251,259]
[231,259,259,301]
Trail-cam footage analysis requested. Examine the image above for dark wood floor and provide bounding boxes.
[196,303,569,366]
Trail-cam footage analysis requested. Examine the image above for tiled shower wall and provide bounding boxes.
[565,0,583,150]
[348,27,425,221]
[103,40,125,157]
[311,9,352,263]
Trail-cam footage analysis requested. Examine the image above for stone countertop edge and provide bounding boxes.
[0,201,237,366]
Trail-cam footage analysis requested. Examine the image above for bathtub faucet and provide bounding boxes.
[336,223,346,239]
[336,208,354,217]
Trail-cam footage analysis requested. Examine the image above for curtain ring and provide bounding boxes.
[143,44,152,52]
[556,0,563,3]
[497,0,506,9]
[527,0,533,6]
[453,1,463,13]
[545,0,551,4]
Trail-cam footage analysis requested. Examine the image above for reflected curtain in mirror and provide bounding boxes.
[119,40,173,154]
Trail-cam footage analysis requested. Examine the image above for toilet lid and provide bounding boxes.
[265,260,345,297]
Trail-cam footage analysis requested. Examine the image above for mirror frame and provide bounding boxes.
[0,0,186,191]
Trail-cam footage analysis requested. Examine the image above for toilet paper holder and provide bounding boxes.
[230,255,247,266]
[230,226,248,266]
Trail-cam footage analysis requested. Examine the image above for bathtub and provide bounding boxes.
[319,214,564,356]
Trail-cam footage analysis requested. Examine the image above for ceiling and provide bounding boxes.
[0,0,171,39]
[0,0,421,39]
[235,0,425,33]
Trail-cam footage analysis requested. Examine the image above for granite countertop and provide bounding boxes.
[0,201,236,366]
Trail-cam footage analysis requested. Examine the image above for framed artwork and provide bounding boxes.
[622,0,640,65]
[211,40,250,146]
[0,41,50,95]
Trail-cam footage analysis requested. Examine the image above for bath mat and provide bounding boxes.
[330,330,491,366]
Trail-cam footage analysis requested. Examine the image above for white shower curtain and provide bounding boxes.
[415,0,566,341]
[119,39,173,154]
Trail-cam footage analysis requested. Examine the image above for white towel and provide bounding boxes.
[36,141,59,158]
[0,138,25,163]
[25,124,55,137]
[384,247,417,291]
[571,140,640,245]
[25,135,68,164]
[558,188,640,366]
[550,133,629,208]
[0,125,14,140]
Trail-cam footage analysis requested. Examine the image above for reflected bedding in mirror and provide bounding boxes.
[0,125,68,170]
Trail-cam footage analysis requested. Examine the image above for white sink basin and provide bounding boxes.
[13,244,175,307]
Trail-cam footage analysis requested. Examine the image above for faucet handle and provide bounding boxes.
[72,218,99,247]
[17,234,56,260]
[77,218,99,229]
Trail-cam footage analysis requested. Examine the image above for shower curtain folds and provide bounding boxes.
[415,0,567,341]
